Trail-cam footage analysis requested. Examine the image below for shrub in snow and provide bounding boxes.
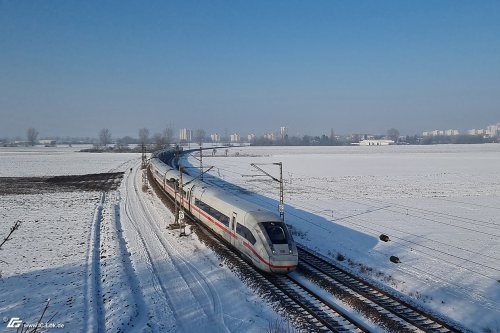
[390,256,400,263]
[379,234,390,242]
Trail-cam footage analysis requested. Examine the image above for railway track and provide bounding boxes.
[147,166,368,332]
[151,151,466,332]
[195,218,369,333]
[267,273,368,332]
[297,246,465,333]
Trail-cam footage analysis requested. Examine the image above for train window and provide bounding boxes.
[259,222,288,244]
[236,223,256,245]
[219,214,230,226]
[195,199,230,227]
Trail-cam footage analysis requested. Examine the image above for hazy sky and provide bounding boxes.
[1,1,499,138]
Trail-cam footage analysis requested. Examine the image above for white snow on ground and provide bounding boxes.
[190,143,500,333]
[119,165,282,332]
[3,144,499,332]
[0,145,139,177]
[0,191,101,331]
[0,147,282,332]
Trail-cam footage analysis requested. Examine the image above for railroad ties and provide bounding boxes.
[148,148,464,332]
[194,222,367,333]
[266,274,366,332]
[297,245,461,333]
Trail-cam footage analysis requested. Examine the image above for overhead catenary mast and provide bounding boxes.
[247,162,285,222]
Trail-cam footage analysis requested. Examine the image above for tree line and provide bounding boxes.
[7,126,498,149]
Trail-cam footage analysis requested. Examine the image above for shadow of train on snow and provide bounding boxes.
[181,156,379,257]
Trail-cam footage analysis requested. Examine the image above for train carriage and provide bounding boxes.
[149,149,298,273]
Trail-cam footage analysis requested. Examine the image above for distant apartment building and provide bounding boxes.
[280,126,288,139]
[210,133,221,143]
[423,129,458,136]
[230,133,240,143]
[445,129,460,136]
[467,122,500,137]
[264,133,275,141]
[467,129,485,135]
[423,122,499,138]
[179,128,192,142]
[486,123,500,137]
[247,134,256,142]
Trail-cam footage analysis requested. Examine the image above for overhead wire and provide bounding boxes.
[201,165,500,303]
[193,156,500,282]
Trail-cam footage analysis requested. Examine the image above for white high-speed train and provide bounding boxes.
[149,149,298,274]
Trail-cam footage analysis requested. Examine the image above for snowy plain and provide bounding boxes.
[1,144,499,332]
[188,143,500,333]
[0,146,281,332]
[0,145,138,177]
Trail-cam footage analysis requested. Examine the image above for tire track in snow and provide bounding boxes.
[111,191,148,331]
[125,166,229,333]
[123,167,176,332]
[139,194,229,333]
[83,192,106,333]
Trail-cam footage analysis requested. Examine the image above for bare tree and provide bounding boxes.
[194,129,206,146]
[98,128,112,148]
[152,132,166,150]
[138,128,150,147]
[163,127,174,146]
[387,128,400,142]
[0,221,21,251]
[27,128,39,146]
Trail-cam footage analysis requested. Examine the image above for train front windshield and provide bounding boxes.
[260,222,288,244]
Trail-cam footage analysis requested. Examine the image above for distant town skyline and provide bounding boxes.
[1,1,499,138]
[3,120,499,145]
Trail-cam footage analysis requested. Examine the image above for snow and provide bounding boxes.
[0,145,140,177]
[0,191,100,332]
[2,144,499,332]
[0,146,282,332]
[189,143,500,332]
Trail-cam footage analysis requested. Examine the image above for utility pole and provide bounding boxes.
[141,144,147,169]
[173,174,179,228]
[174,144,180,167]
[141,144,148,188]
[178,165,185,235]
[199,146,203,181]
[278,162,284,221]
[172,164,213,235]
[248,162,285,222]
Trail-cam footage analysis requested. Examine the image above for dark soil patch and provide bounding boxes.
[0,172,124,195]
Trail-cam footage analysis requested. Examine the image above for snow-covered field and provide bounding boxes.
[0,145,139,177]
[0,146,280,332]
[2,144,499,332]
[186,143,500,333]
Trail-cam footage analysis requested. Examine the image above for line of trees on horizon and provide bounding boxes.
[2,126,499,148]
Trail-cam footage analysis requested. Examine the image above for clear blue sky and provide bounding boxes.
[1,1,499,138]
